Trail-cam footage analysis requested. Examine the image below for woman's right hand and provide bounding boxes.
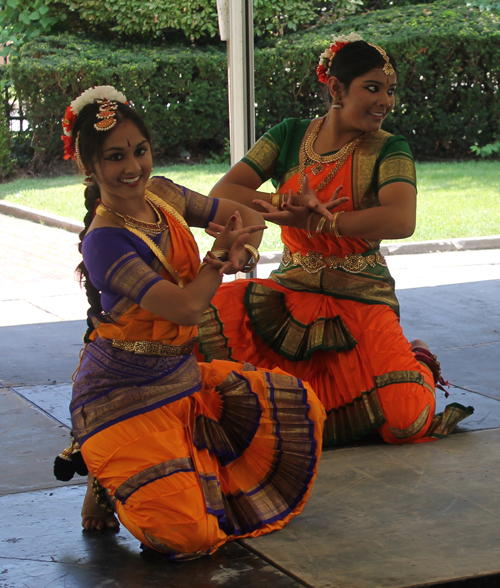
[204,210,266,274]
[299,174,349,220]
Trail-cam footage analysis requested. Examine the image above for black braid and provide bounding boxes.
[76,184,102,343]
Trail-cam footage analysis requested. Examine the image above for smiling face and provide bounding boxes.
[91,118,153,212]
[329,67,397,133]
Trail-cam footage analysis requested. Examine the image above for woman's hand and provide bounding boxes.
[204,210,266,274]
[299,174,349,221]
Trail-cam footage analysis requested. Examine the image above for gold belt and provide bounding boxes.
[282,245,387,274]
[111,337,196,357]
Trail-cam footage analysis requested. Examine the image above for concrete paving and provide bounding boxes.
[1,211,500,587]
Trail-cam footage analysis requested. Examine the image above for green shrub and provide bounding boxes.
[0,104,13,179]
[5,0,500,167]
[255,0,500,160]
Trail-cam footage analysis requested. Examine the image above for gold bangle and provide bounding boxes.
[331,211,345,238]
[242,243,260,272]
[306,212,315,238]
[270,192,281,209]
[197,262,207,274]
[316,216,327,236]
[210,248,229,261]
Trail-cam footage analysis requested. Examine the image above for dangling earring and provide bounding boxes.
[331,96,343,110]
[83,171,94,187]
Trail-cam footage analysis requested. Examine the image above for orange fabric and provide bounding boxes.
[281,156,371,258]
[92,201,200,346]
[81,361,325,555]
[202,279,436,445]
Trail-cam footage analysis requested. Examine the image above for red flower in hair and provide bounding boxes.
[61,134,75,160]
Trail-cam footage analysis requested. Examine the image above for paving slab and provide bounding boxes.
[0,320,86,386]
[243,428,500,588]
[0,388,81,496]
[0,485,305,588]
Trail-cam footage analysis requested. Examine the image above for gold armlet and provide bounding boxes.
[242,243,260,272]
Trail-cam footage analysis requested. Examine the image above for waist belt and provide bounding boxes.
[111,337,196,357]
[282,245,387,274]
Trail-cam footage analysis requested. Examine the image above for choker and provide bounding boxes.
[99,195,168,235]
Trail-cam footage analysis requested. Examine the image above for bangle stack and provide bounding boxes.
[306,213,328,239]
[242,243,260,272]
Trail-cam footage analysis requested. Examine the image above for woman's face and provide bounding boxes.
[92,118,152,209]
[331,68,397,133]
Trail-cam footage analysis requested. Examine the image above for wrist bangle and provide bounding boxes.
[210,248,229,261]
[270,192,281,209]
[316,216,327,236]
[330,211,345,238]
[306,212,315,238]
[197,262,207,274]
[242,243,260,272]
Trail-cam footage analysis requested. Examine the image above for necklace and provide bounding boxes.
[99,195,168,235]
[299,116,366,195]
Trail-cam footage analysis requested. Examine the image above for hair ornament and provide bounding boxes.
[367,42,395,76]
[61,85,128,160]
[316,32,364,84]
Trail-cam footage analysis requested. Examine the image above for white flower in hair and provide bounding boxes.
[70,85,128,118]
[331,32,363,44]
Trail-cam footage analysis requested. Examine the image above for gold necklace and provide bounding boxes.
[299,117,366,195]
[99,195,168,235]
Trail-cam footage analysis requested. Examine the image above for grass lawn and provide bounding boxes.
[1,160,498,253]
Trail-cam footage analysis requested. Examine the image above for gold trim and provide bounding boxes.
[112,337,196,357]
[281,245,387,275]
[389,404,430,439]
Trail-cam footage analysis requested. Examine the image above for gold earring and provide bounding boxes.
[83,171,94,187]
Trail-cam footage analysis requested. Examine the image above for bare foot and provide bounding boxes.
[410,338,430,352]
[82,473,119,531]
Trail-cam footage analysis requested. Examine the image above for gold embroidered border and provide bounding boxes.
[282,245,387,275]
[424,402,474,439]
[115,456,194,504]
[245,282,357,361]
[389,404,430,439]
[243,134,280,180]
[374,370,424,389]
[379,155,416,188]
[323,386,385,446]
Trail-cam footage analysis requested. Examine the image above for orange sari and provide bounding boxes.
[197,130,473,446]
[71,178,325,559]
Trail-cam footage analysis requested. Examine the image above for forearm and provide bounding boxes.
[210,181,273,213]
[140,265,222,326]
[308,206,415,241]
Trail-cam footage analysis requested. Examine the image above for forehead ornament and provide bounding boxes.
[367,42,395,76]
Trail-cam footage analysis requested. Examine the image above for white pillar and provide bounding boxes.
[217,0,255,166]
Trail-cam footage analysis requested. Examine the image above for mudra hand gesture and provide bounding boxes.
[253,174,348,230]
[204,210,266,275]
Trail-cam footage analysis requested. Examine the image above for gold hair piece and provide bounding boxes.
[367,43,395,76]
[94,98,119,131]
[74,131,94,185]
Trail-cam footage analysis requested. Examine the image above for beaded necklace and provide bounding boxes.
[299,116,366,195]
